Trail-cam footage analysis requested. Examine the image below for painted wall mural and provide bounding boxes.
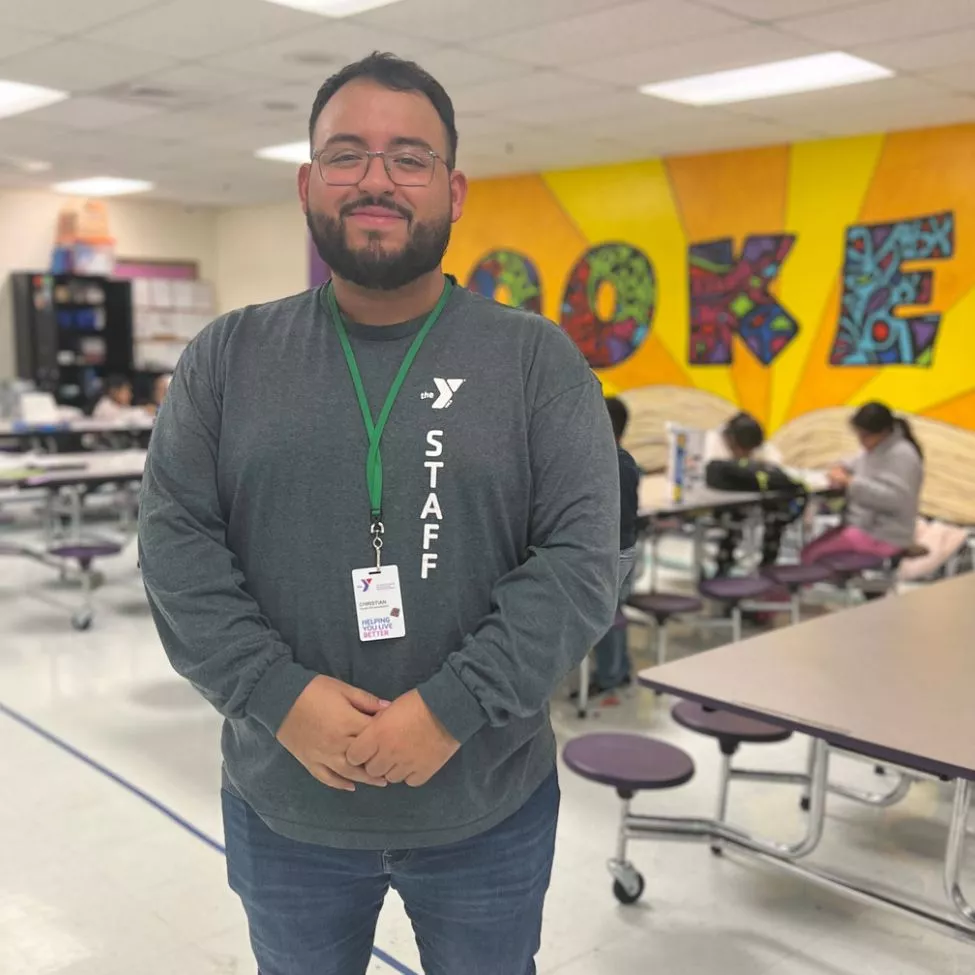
[443,124,975,436]
[688,234,798,367]
[830,212,954,367]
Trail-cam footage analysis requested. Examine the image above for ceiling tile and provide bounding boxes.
[0,0,162,36]
[499,89,706,127]
[205,20,435,82]
[722,75,951,119]
[471,0,748,68]
[451,69,604,113]
[119,106,252,143]
[774,93,975,136]
[922,63,975,95]
[0,25,57,60]
[854,29,975,73]
[354,0,637,44]
[781,0,975,46]
[414,49,527,88]
[26,95,162,130]
[701,0,858,17]
[84,0,324,59]
[0,39,176,93]
[122,63,271,104]
[570,25,823,86]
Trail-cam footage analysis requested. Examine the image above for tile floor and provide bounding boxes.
[0,523,974,974]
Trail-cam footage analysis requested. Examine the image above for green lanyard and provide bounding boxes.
[327,278,453,563]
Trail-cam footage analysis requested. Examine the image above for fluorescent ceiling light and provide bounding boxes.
[262,0,406,17]
[0,79,67,120]
[639,52,894,106]
[256,141,309,163]
[52,177,153,197]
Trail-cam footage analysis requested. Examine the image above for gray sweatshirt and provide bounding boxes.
[138,280,620,850]
[846,428,923,549]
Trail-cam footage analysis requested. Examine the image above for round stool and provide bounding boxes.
[626,592,703,668]
[48,542,123,630]
[672,700,791,853]
[672,700,791,755]
[563,733,695,904]
[699,575,778,641]
[815,551,888,605]
[816,551,886,575]
[49,542,123,570]
[764,563,835,624]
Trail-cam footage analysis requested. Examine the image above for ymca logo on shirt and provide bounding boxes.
[420,378,465,409]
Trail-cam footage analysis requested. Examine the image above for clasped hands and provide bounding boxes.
[276,675,460,792]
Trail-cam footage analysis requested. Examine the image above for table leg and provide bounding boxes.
[945,778,975,924]
[650,529,659,592]
[577,655,589,719]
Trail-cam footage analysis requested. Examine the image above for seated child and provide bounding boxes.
[92,374,136,420]
[592,396,640,694]
[802,402,923,564]
[706,412,803,576]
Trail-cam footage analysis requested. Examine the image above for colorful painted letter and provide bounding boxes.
[829,212,954,366]
[466,249,543,313]
[560,242,655,368]
[688,235,798,366]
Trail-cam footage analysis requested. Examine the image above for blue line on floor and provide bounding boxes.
[0,698,420,975]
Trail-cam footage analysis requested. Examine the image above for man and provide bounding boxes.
[138,52,619,975]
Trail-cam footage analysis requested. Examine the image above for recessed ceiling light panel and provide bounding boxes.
[0,79,68,120]
[263,0,406,17]
[255,141,309,163]
[52,177,154,197]
[639,52,894,106]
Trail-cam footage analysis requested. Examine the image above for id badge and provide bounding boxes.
[351,565,406,642]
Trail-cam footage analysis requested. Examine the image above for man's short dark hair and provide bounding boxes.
[309,52,458,167]
[605,396,629,441]
[724,411,765,453]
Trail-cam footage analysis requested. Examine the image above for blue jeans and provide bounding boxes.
[222,770,560,975]
[594,546,637,688]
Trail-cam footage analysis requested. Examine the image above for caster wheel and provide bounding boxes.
[800,796,810,812]
[874,765,886,776]
[710,845,724,857]
[612,873,645,905]
[71,611,93,631]
[577,710,588,719]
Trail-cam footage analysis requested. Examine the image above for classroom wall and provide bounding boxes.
[0,189,219,379]
[443,123,975,442]
[214,202,307,314]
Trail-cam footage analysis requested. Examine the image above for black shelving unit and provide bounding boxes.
[9,272,133,411]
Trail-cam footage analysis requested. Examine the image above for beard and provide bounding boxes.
[307,198,452,291]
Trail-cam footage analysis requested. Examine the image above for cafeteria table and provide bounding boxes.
[636,573,975,943]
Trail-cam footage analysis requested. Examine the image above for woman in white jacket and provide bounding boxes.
[802,402,924,563]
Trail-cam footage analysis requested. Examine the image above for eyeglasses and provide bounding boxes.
[311,146,444,187]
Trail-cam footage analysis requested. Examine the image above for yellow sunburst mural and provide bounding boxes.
[445,122,975,437]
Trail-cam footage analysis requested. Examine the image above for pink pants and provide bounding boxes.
[801,526,901,565]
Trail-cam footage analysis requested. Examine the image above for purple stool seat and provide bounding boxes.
[50,543,123,562]
[815,551,887,575]
[765,563,835,589]
[563,733,695,794]
[672,701,791,753]
[626,592,703,621]
[699,575,777,603]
